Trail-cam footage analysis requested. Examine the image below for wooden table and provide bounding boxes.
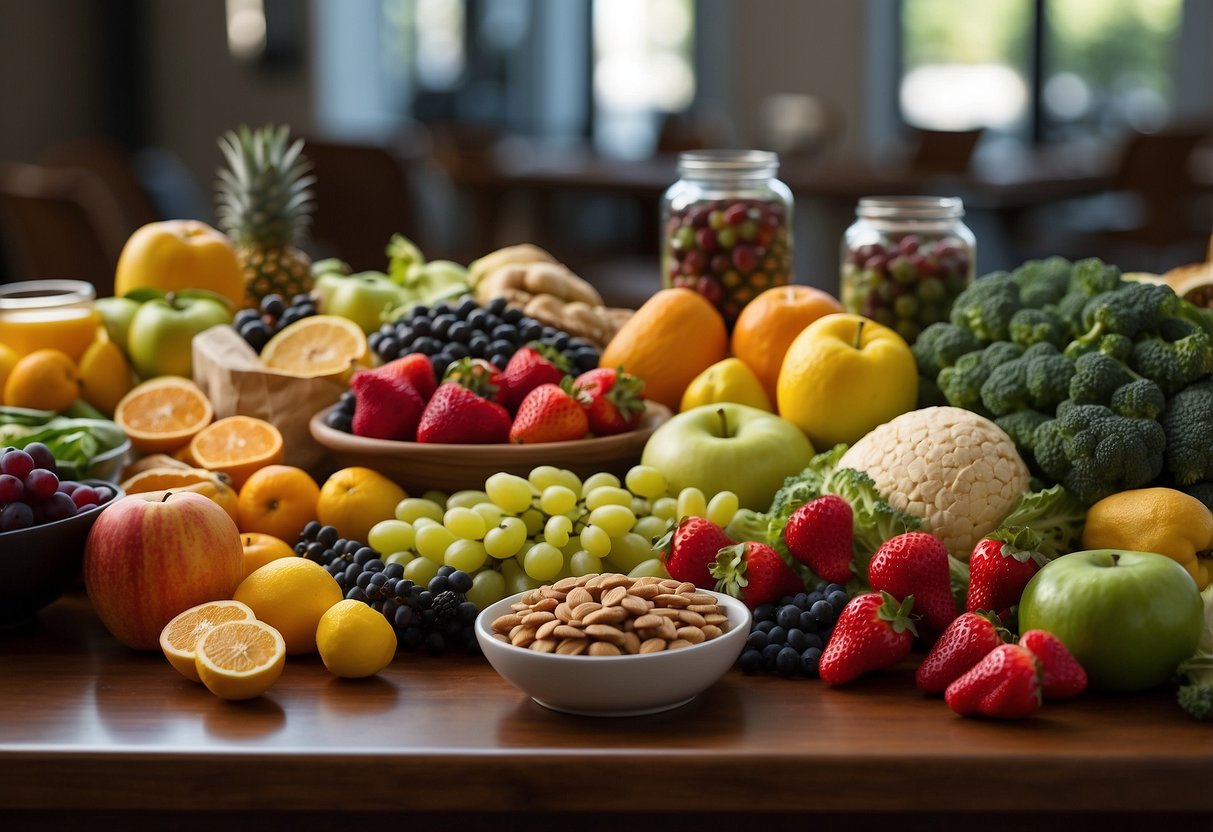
[1,594,1208,831]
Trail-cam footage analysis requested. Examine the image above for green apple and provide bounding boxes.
[95,296,140,353]
[317,272,410,334]
[1018,549,1203,692]
[126,293,232,379]
[641,403,815,511]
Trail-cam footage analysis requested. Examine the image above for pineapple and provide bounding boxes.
[216,124,316,308]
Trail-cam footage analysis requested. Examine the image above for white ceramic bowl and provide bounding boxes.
[475,587,751,717]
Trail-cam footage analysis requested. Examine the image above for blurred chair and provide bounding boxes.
[907,128,985,174]
[0,162,128,294]
[40,137,161,233]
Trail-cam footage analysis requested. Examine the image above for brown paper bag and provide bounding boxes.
[192,324,346,473]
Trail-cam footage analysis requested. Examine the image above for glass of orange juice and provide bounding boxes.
[0,280,101,362]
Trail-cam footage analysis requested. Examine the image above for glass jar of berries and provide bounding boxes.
[661,150,793,326]
[840,196,975,345]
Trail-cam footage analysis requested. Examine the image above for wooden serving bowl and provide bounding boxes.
[309,401,672,495]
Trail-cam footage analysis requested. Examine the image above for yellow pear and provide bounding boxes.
[78,330,136,416]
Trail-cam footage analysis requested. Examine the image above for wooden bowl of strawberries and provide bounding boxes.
[309,353,672,495]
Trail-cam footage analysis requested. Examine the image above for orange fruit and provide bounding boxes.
[598,288,728,411]
[159,599,256,682]
[3,348,79,411]
[731,285,844,402]
[317,466,407,544]
[237,464,321,541]
[240,532,297,579]
[188,415,285,490]
[233,557,343,655]
[119,466,240,525]
[114,376,214,454]
[193,619,287,699]
[260,315,370,378]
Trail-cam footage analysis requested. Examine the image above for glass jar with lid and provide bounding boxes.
[0,279,100,362]
[661,149,793,326]
[840,196,975,345]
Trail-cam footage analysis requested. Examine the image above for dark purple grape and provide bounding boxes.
[23,442,56,472]
[1,450,34,479]
[24,468,59,501]
[44,492,78,522]
[93,485,115,505]
[0,474,23,503]
[70,485,100,510]
[0,502,34,531]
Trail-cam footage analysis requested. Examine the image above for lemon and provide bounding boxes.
[260,315,369,379]
[233,558,343,655]
[315,599,398,679]
[160,599,256,682]
[194,619,286,700]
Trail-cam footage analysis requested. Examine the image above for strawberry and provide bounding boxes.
[915,611,1010,694]
[371,352,437,402]
[509,382,590,444]
[498,343,570,412]
[349,370,426,441]
[442,358,503,402]
[416,382,511,444]
[709,541,804,609]
[574,367,646,436]
[945,643,1042,719]
[658,516,735,589]
[966,530,1045,614]
[868,531,957,637]
[783,495,853,583]
[1018,629,1087,700]
[818,591,918,686]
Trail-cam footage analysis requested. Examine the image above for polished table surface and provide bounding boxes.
[0,593,1209,828]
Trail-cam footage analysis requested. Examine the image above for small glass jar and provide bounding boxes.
[661,149,793,326]
[840,196,975,345]
[0,279,100,361]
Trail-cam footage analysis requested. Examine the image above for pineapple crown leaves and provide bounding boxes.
[216,124,316,246]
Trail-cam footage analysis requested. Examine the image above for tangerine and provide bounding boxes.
[731,285,843,403]
[236,464,321,541]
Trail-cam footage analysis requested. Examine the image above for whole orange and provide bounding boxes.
[598,288,728,411]
[240,532,297,579]
[317,467,407,544]
[731,285,843,402]
[236,464,321,542]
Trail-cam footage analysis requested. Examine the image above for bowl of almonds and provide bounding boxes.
[475,573,751,716]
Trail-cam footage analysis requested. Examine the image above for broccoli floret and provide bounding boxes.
[1063,332,1135,362]
[996,408,1052,471]
[911,322,983,378]
[1068,257,1123,298]
[1022,343,1076,410]
[980,358,1030,417]
[1129,327,1213,396]
[1033,403,1166,505]
[1012,256,1073,308]
[1109,378,1166,420]
[1161,380,1213,487]
[1009,308,1066,349]
[937,342,1024,414]
[1068,351,1138,405]
[949,271,1022,342]
[1073,283,1180,350]
[1048,291,1092,340]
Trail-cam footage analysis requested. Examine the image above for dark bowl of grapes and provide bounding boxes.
[0,443,123,626]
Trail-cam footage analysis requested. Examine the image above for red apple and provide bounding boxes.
[83,491,245,650]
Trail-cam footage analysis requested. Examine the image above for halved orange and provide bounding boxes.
[194,619,286,700]
[159,600,256,682]
[114,376,214,454]
[260,315,370,378]
[188,415,285,490]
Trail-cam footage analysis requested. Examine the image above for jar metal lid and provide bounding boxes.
[677,149,779,178]
[0,280,96,310]
[856,195,964,220]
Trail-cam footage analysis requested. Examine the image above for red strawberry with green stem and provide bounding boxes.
[945,643,1042,719]
[868,531,957,637]
[509,382,590,444]
[658,516,735,589]
[349,370,426,441]
[371,352,437,402]
[498,342,570,412]
[709,541,804,609]
[574,367,646,436]
[416,359,511,444]
[819,591,918,686]
[783,494,853,584]
[915,610,1010,693]
[966,528,1046,614]
[1018,629,1087,700]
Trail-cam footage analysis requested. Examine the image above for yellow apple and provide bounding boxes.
[776,313,918,449]
[114,220,244,310]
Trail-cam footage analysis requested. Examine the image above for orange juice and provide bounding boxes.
[0,280,101,362]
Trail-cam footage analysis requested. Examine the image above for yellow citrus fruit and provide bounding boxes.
[159,599,256,682]
[240,532,297,579]
[188,415,285,490]
[114,376,214,454]
[731,285,844,403]
[77,332,135,416]
[114,220,245,311]
[232,556,342,655]
[260,315,370,378]
[0,342,20,401]
[237,464,321,541]
[776,313,918,449]
[317,466,407,544]
[194,619,287,700]
[315,599,398,678]
[3,348,78,411]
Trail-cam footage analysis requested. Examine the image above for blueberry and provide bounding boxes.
[233,308,261,328]
[767,625,787,645]
[761,643,782,670]
[785,628,807,651]
[430,353,452,376]
[295,302,317,318]
[488,352,511,370]
[431,302,453,317]
[483,314,502,330]
[448,321,471,343]
[379,336,400,357]
[828,589,850,613]
[412,318,432,336]
[260,294,285,317]
[502,306,523,324]
[278,308,302,328]
[468,334,490,357]
[448,570,473,593]
[753,603,776,623]
[552,333,570,350]
[239,320,272,351]
[487,297,508,315]
[800,647,822,676]
[466,309,489,330]
[395,325,415,346]
[792,592,810,609]
[776,646,802,677]
[456,297,479,318]
[810,599,835,626]
[745,631,768,651]
[293,293,314,306]
[739,649,763,674]
[492,324,518,342]
[446,342,470,360]
[541,326,558,339]
[776,605,800,629]
[520,321,543,341]
[409,303,430,319]
[800,632,823,651]
[431,314,456,338]
[755,620,776,634]
[798,611,819,633]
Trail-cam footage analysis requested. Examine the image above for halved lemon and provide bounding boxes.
[159,600,256,682]
[188,415,285,490]
[114,376,214,454]
[260,315,370,378]
[194,619,287,700]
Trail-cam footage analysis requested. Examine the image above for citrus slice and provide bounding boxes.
[194,619,287,700]
[188,415,285,490]
[114,376,214,454]
[259,315,369,378]
[121,465,220,493]
[159,600,256,682]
